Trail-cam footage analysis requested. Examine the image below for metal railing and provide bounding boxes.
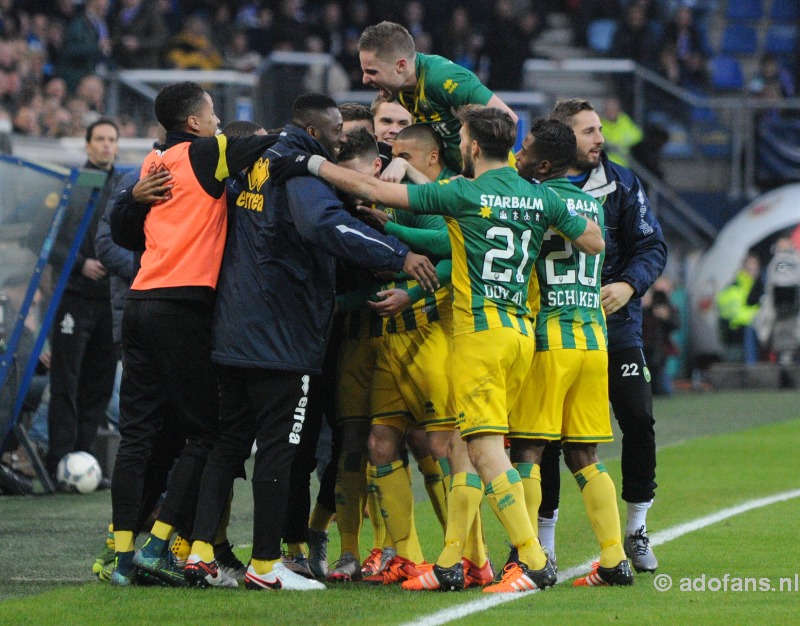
[627,154,718,248]
[107,68,258,127]
[524,58,800,199]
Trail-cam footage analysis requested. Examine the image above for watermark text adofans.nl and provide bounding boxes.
[654,573,800,592]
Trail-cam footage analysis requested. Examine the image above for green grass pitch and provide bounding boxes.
[1,389,799,625]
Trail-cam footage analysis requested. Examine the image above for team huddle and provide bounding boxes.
[99,21,667,594]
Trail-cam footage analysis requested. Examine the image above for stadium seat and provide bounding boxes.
[764,25,797,56]
[710,55,744,91]
[726,0,762,21]
[770,0,799,21]
[693,122,731,158]
[720,24,758,55]
[659,119,694,158]
[690,106,718,124]
[646,110,673,127]
[587,19,617,54]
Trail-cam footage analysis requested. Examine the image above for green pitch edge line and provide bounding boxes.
[402,488,800,626]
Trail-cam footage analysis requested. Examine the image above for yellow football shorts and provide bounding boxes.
[337,335,382,423]
[509,349,613,443]
[370,321,456,433]
[453,326,534,438]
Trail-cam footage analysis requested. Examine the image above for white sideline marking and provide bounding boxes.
[401,488,800,626]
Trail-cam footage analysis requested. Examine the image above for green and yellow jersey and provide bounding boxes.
[378,167,455,334]
[407,166,589,337]
[527,178,607,351]
[398,53,494,172]
[381,208,452,334]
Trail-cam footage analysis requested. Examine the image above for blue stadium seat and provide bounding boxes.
[645,112,694,158]
[720,24,758,55]
[648,19,664,43]
[690,106,718,124]
[661,120,694,158]
[770,0,799,21]
[587,19,617,53]
[694,122,731,158]
[710,55,744,90]
[764,25,797,55]
[726,0,762,20]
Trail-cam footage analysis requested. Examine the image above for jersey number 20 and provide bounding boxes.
[543,231,599,287]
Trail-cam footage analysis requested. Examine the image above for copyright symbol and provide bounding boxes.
[653,573,672,592]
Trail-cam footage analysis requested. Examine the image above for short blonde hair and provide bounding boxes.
[358,22,416,61]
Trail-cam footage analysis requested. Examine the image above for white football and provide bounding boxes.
[56,452,102,494]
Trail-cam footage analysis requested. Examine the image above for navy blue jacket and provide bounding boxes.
[575,152,667,351]
[95,169,139,344]
[211,124,410,373]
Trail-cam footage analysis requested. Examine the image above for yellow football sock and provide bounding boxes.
[486,469,546,570]
[106,523,115,550]
[463,503,488,567]
[309,503,334,532]
[438,457,450,525]
[366,485,387,550]
[418,454,447,532]
[515,462,542,525]
[436,472,482,568]
[574,463,626,568]
[214,492,234,544]
[369,460,424,564]
[438,457,451,487]
[189,540,215,562]
[114,530,134,554]
[287,542,306,558]
[171,535,191,562]
[250,557,280,575]
[366,468,386,550]
[335,452,367,557]
[151,520,174,542]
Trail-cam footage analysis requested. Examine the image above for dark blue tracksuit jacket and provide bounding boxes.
[211,124,410,373]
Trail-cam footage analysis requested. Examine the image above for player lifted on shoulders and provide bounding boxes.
[357,21,517,173]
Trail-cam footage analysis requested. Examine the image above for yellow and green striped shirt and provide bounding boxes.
[528,178,607,351]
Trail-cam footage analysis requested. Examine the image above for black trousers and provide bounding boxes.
[190,365,309,562]
[46,292,117,475]
[539,346,657,513]
[112,298,219,534]
[282,327,342,544]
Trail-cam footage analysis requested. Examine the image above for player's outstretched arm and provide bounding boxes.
[316,158,411,210]
[572,217,605,255]
[486,95,519,124]
[269,152,413,209]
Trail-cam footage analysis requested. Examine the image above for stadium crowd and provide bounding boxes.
[2,0,797,140]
